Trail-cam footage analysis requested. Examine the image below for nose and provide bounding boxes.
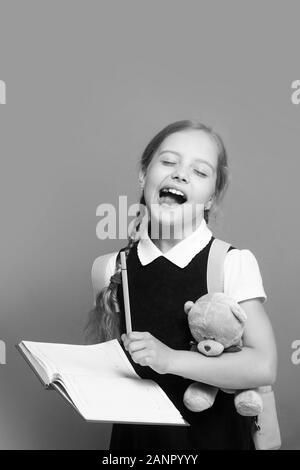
[171,165,189,183]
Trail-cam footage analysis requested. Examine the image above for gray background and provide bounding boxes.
[0,0,299,449]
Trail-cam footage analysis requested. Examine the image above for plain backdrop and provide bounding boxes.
[0,0,299,449]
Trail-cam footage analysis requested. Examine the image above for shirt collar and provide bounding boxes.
[137,218,212,268]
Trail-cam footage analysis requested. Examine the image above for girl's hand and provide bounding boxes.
[121,331,174,375]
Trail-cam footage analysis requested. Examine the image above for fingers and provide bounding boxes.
[121,331,151,350]
[124,339,148,353]
[130,349,152,367]
[123,331,151,340]
[121,332,154,366]
[121,331,170,374]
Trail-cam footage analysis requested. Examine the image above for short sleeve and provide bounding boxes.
[223,249,267,304]
[106,252,118,280]
[91,252,118,306]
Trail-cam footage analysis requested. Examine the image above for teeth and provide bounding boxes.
[161,188,186,198]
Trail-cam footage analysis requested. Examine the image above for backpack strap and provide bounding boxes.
[207,238,231,293]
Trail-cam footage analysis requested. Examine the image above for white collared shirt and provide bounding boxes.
[137,218,212,268]
[92,220,267,305]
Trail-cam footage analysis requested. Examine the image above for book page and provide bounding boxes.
[61,373,188,426]
[19,339,188,426]
[17,343,51,386]
[22,339,139,380]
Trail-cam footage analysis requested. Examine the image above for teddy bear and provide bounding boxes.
[183,292,264,416]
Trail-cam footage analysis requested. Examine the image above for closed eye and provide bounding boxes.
[194,169,208,177]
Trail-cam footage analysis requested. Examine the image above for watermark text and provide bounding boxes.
[0,340,6,365]
[0,80,6,104]
[291,340,300,365]
[96,196,205,241]
[291,80,300,105]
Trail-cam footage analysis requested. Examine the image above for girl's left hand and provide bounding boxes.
[121,331,174,375]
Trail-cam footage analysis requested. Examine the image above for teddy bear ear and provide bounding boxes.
[184,301,194,315]
[231,304,247,324]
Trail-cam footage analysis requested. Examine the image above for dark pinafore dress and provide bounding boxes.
[109,237,255,450]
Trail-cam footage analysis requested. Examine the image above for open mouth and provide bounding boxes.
[158,187,187,206]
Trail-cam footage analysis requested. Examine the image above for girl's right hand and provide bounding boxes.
[121,331,175,375]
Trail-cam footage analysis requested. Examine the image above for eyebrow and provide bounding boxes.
[158,150,216,172]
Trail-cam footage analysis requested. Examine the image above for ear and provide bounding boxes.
[184,301,194,315]
[138,170,145,188]
[231,303,247,325]
[204,194,215,211]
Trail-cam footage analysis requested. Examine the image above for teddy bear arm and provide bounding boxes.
[183,382,218,412]
[234,389,264,416]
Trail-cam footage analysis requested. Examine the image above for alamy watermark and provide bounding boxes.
[96,196,206,240]
[291,80,300,105]
[0,79,6,104]
[0,340,6,365]
[0,82,7,363]
[291,340,300,365]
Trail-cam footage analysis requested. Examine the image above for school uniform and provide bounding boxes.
[108,219,267,450]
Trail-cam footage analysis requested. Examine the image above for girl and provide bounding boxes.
[86,120,277,450]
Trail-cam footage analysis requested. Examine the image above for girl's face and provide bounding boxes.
[141,130,218,234]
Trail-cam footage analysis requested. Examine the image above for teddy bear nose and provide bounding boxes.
[204,345,211,352]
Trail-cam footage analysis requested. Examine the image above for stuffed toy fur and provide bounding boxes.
[183,292,264,416]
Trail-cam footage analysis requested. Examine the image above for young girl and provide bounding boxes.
[86,120,277,450]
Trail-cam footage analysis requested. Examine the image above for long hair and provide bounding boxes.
[84,120,229,344]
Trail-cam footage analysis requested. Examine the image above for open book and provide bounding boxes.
[16,339,188,426]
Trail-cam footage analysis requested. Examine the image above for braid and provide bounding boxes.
[84,204,144,344]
